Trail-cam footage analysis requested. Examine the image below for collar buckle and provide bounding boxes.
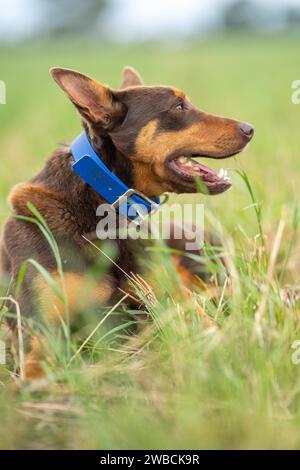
[112,188,163,225]
[71,131,170,226]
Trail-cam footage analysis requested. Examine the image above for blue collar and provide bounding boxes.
[70,131,161,223]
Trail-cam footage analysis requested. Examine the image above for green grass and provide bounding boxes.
[1,34,300,449]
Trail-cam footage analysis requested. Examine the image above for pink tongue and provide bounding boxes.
[176,158,218,180]
[174,158,231,195]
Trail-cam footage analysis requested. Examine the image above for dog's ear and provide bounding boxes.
[120,66,144,89]
[50,67,126,130]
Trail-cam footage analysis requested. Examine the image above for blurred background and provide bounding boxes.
[1,0,300,42]
[0,0,300,238]
[1,1,300,450]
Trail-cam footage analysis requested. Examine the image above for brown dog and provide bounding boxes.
[0,66,253,378]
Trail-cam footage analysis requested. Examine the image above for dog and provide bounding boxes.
[0,66,253,378]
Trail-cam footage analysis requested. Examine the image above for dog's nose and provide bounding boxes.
[239,122,254,140]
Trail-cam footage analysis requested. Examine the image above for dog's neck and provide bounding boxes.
[30,126,139,235]
[84,122,134,190]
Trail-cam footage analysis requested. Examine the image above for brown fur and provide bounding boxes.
[0,66,253,379]
[34,272,114,324]
[24,335,54,379]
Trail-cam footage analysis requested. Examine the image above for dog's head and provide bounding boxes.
[50,66,253,197]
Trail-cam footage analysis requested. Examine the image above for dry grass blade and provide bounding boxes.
[130,272,157,307]
[22,400,83,417]
[254,218,286,335]
[0,296,25,382]
[82,234,134,281]
[118,288,140,304]
[215,277,229,321]
[82,234,157,306]
[68,293,129,365]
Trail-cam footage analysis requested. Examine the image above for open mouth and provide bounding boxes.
[167,154,234,195]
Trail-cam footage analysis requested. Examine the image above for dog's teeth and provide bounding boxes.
[217,168,230,180]
[178,156,187,163]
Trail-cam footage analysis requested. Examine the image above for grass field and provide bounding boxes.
[1,34,300,449]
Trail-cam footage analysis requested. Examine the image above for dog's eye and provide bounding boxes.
[175,103,184,111]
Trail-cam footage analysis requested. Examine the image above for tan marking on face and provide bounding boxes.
[130,114,244,196]
[134,117,240,165]
[133,161,173,195]
[173,88,186,99]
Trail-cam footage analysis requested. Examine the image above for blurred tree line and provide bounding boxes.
[5,0,300,41]
[222,0,300,31]
[38,0,108,37]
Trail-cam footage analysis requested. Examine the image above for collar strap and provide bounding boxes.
[70,131,161,223]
